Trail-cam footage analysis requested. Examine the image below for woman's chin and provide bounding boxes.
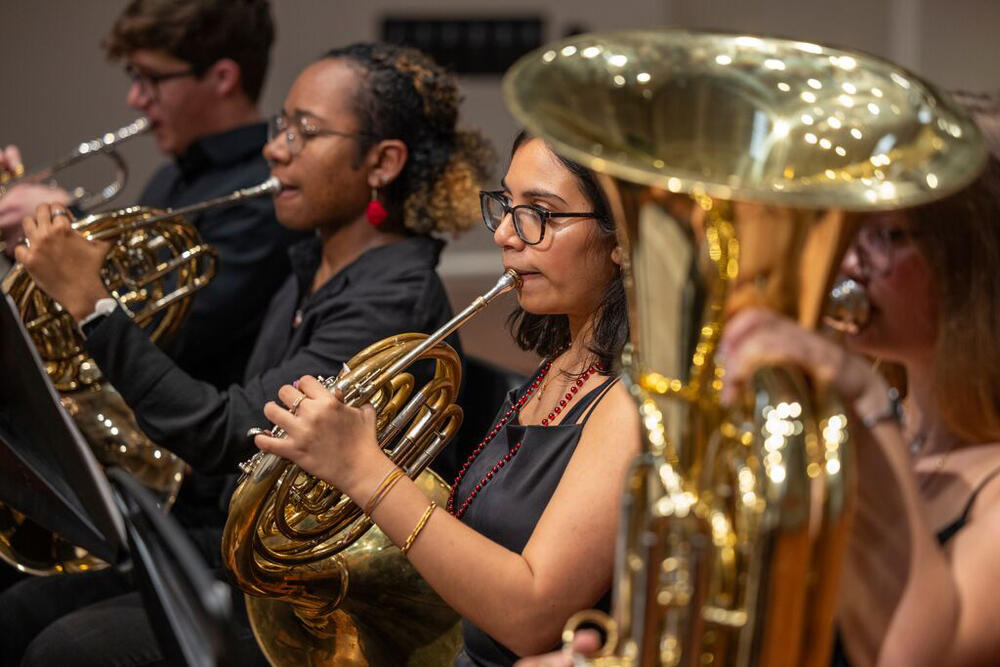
[846,327,899,362]
[515,295,557,316]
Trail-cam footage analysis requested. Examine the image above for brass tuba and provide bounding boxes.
[0,118,150,215]
[222,270,519,666]
[0,177,281,575]
[503,30,986,666]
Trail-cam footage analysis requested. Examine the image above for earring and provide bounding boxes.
[366,186,388,227]
[611,245,623,265]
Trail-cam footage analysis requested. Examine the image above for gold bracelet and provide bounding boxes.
[363,466,405,517]
[363,466,399,514]
[368,471,406,517]
[401,501,437,556]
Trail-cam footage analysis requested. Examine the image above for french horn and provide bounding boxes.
[223,270,520,666]
[503,29,986,666]
[0,117,149,216]
[0,177,281,575]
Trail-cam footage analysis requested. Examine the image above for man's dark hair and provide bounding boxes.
[103,0,274,102]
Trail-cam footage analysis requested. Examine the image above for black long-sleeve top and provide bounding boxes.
[82,235,457,474]
[138,123,307,389]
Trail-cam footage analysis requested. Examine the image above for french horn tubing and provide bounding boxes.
[0,177,281,575]
[0,117,150,217]
[222,269,520,666]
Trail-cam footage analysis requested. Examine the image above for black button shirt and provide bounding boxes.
[83,234,458,474]
[138,122,307,389]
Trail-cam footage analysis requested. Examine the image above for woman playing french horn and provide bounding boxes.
[255,131,641,665]
[1,42,491,667]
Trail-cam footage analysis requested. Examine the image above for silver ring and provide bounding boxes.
[50,208,68,219]
[22,237,30,249]
[289,394,306,415]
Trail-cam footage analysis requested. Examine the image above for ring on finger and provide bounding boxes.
[50,208,69,219]
[289,394,306,415]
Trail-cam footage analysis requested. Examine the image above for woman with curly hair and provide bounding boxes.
[17,41,492,472]
[255,130,641,665]
[6,42,493,665]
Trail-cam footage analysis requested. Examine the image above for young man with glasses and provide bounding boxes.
[1,0,303,390]
[0,0,303,635]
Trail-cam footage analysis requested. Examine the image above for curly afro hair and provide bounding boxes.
[322,43,495,236]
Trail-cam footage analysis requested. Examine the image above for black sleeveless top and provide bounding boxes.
[831,463,1000,666]
[453,365,620,667]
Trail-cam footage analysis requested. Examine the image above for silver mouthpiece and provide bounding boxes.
[823,276,871,335]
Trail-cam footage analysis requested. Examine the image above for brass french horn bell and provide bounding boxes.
[223,270,520,666]
[0,177,281,576]
[504,29,986,666]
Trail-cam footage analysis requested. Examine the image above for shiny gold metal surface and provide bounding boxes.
[0,178,279,575]
[504,29,986,667]
[223,271,519,666]
[2,177,279,393]
[0,384,187,575]
[0,118,149,213]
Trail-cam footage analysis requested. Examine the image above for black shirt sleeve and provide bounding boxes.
[83,264,450,473]
[156,196,301,389]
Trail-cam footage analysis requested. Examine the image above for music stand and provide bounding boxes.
[0,293,124,564]
[109,468,237,667]
[1,294,239,664]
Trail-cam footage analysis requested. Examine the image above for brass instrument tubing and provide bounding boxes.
[344,269,520,404]
[82,177,281,241]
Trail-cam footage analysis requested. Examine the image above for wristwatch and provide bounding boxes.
[78,297,118,338]
[861,386,903,429]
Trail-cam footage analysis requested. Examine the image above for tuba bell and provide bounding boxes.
[503,29,986,666]
[0,177,281,575]
[222,270,520,666]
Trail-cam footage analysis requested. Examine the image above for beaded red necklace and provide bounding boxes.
[447,360,599,518]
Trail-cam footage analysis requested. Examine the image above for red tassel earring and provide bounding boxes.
[366,187,388,227]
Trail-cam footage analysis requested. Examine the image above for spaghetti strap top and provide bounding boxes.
[453,365,620,667]
[832,462,1000,666]
[935,463,1000,545]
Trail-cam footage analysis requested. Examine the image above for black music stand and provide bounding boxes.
[0,293,124,563]
[108,468,238,667]
[0,294,238,665]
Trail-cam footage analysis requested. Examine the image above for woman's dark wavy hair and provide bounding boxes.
[505,131,628,373]
[321,43,494,237]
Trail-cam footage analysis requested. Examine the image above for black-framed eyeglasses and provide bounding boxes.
[124,64,197,99]
[851,223,915,276]
[480,190,603,245]
[267,113,369,157]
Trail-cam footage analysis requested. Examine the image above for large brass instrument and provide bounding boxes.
[0,118,149,212]
[223,270,520,666]
[0,177,281,575]
[503,30,986,666]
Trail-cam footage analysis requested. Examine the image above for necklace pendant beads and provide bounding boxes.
[540,365,596,426]
[447,360,601,518]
